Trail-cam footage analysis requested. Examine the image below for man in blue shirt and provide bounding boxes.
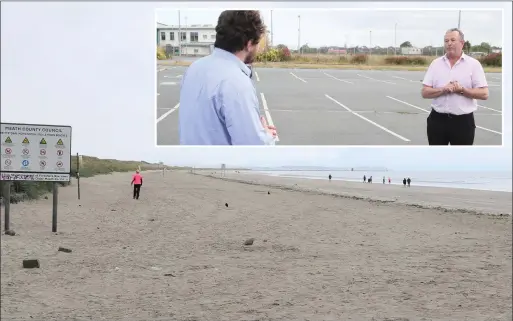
[178,10,277,145]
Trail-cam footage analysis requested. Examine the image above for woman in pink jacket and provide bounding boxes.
[131,170,143,199]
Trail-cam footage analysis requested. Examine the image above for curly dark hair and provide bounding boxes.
[214,10,266,53]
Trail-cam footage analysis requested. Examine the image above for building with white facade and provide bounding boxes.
[400,47,422,55]
[157,23,216,56]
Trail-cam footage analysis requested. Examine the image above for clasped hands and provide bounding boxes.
[442,81,465,94]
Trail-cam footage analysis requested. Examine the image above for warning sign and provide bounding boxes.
[0,122,72,182]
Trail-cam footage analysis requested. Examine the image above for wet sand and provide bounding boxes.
[1,170,511,321]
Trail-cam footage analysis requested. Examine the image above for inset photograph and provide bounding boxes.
[155,9,503,146]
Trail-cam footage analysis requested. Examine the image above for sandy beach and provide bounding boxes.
[1,170,511,321]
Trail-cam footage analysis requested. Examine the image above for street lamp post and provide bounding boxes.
[369,30,372,56]
[270,10,273,47]
[298,15,301,54]
[178,10,181,56]
[394,23,397,55]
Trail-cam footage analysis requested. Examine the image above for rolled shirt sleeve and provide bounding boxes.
[218,78,275,145]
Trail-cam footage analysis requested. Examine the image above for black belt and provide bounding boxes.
[431,109,473,119]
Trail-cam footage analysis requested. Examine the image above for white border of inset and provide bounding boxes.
[154,4,508,149]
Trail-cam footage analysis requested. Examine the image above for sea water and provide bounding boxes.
[252,170,512,192]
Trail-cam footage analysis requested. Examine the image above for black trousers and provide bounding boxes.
[426,109,476,145]
[133,184,141,199]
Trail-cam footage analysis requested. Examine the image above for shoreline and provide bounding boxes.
[193,170,512,216]
[255,171,512,193]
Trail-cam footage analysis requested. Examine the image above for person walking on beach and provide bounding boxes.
[407,177,411,187]
[363,175,366,183]
[328,174,332,181]
[131,170,143,200]
[421,28,489,145]
[388,177,391,184]
[383,176,386,184]
[178,10,277,145]
[403,178,407,187]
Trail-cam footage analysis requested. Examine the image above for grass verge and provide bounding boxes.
[160,54,502,73]
[0,156,182,204]
[166,60,501,73]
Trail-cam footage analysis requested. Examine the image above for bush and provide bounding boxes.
[157,46,167,60]
[384,56,428,66]
[350,54,368,64]
[479,53,501,67]
[280,47,291,61]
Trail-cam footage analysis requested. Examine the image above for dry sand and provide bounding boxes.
[1,170,511,321]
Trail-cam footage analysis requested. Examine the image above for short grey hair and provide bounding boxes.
[446,28,465,42]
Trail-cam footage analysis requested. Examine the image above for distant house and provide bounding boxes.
[157,22,216,56]
[401,47,422,55]
[327,48,347,54]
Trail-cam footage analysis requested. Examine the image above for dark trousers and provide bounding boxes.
[133,184,141,199]
[427,109,476,145]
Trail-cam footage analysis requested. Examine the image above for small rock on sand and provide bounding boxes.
[58,247,72,253]
[244,238,255,246]
[5,230,15,236]
[22,259,40,269]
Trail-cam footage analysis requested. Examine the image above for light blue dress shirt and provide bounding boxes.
[178,48,275,145]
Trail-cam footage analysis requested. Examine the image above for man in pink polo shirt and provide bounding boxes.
[421,28,489,145]
[131,170,143,200]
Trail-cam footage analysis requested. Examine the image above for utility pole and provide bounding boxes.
[178,10,181,56]
[270,10,273,47]
[458,10,461,29]
[394,23,397,55]
[297,15,301,54]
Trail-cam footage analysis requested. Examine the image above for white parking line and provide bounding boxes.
[391,76,420,83]
[386,96,502,135]
[357,74,396,85]
[325,94,410,142]
[323,72,353,84]
[255,71,260,82]
[156,103,179,123]
[290,72,307,83]
[478,104,502,113]
[260,93,279,142]
[266,109,423,114]
[160,82,177,86]
[386,96,430,113]
[490,77,501,80]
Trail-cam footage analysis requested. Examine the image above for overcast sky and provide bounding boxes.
[157,9,503,49]
[1,1,511,171]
